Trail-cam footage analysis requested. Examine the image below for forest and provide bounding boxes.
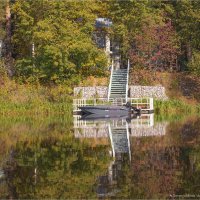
[0,0,200,84]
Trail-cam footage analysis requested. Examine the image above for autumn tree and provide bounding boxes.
[130,18,180,71]
[152,0,200,71]
[0,0,12,75]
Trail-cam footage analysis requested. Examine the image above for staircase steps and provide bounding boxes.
[109,68,128,99]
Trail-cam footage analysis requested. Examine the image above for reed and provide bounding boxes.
[0,80,73,116]
[154,99,200,116]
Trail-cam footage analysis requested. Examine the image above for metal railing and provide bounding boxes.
[73,97,154,112]
[107,60,114,101]
[125,59,130,103]
[128,98,154,110]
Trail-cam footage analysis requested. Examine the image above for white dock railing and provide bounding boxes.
[125,60,130,103]
[73,97,154,112]
[107,61,114,101]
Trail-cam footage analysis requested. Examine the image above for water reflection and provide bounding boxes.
[74,114,200,198]
[0,115,199,198]
[74,114,168,198]
[74,114,167,159]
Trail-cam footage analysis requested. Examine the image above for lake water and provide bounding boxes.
[0,114,200,199]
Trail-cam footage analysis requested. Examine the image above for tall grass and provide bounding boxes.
[0,79,73,116]
[154,99,200,116]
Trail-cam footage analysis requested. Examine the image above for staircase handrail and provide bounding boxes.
[125,59,130,103]
[108,60,114,101]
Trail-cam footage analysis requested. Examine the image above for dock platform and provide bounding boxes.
[73,97,154,114]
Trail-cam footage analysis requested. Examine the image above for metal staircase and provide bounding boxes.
[108,60,130,102]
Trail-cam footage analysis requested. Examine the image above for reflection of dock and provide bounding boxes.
[73,114,167,139]
[73,114,167,161]
[74,114,153,129]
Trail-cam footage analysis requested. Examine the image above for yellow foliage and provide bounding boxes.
[80,76,109,86]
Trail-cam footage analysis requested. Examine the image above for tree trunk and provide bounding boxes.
[186,41,192,62]
[179,42,191,71]
[5,0,13,76]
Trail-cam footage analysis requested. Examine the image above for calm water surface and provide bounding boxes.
[0,114,200,199]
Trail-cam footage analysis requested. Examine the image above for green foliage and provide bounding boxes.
[0,0,199,83]
[188,51,200,76]
[12,0,108,84]
[0,0,6,40]
[172,0,200,49]
[0,59,7,76]
[108,0,152,56]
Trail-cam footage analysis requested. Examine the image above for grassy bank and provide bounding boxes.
[0,78,73,116]
[154,99,200,116]
[130,69,200,103]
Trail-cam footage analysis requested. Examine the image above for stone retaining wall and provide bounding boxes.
[129,86,168,100]
[74,86,108,98]
[74,85,168,100]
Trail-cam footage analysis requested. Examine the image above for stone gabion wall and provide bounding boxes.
[74,85,168,100]
[74,86,108,98]
[129,86,168,100]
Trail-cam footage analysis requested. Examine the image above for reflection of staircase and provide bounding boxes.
[0,168,4,179]
[112,129,129,153]
[109,69,128,99]
[108,122,131,160]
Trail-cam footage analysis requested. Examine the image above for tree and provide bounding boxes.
[0,0,6,58]
[156,0,200,69]
[4,0,200,81]
[12,0,108,84]
[107,0,154,59]
[5,0,14,75]
[130,17,180,71]
[0,0,13,75]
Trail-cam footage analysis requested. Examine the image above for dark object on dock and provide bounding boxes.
[80,112,140,121]
[132,107,142,114]
[80,113,129,121]
[78,105,131,116]
[78,103,143,116]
